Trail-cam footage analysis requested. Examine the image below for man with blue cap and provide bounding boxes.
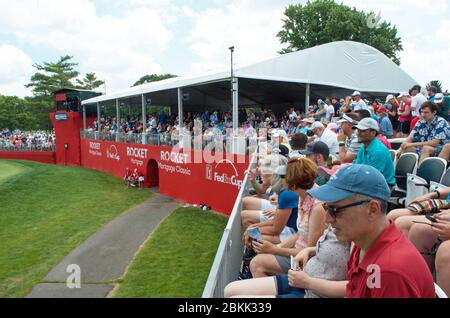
[307,164,435,298]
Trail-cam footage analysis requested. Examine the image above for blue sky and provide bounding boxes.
[1,0,450,97]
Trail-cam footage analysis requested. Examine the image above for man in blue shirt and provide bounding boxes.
[400,101,450,164]
[376,107,394,139]
[354,118,396,187]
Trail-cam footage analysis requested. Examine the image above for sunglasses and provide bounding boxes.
[323,200,371,218]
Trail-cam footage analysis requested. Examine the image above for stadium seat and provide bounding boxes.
[404,158,447,206]
[389,153,419,208]
[435,283,448,298]
[393,153,419,194]
[429,167,450,193]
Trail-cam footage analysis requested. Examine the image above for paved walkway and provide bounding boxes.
[27,193,179,298]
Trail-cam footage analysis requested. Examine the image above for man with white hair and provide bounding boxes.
[351,91,368,111]
[311,121,338,156]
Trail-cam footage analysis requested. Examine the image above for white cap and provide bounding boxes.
[385,94,395,103]
[311,122,325,130]
[353,118,380,132]
[398,92,410,98]
[337,114,358,125]
[434,93,445,104]
[352,91,361,97]
[327,123,338,130]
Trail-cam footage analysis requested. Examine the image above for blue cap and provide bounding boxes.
[318,99,326,105]
[307,164,391,203]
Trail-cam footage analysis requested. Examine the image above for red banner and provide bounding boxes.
[80,139,250,215]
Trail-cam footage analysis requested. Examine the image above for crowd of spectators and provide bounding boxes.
[0,128,55,151]
[223,85,450,298]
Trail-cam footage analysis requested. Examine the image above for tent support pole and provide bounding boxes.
[82,105,86,131]
[141,94,147,144]
[232,77,239,134]
[116,99,120,142]
[305,83,310,111]
[178,88,183,129]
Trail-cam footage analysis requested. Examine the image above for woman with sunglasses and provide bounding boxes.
[225,226,350,298]
[242,157,328,278]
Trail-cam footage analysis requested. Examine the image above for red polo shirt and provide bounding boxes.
[346,222,435,298]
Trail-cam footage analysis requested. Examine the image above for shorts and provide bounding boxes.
[274,275,306,298]
[400,121,411,134]
[274,255,291,273]
[138,176,144,182]
[390,118,399,131]
[279,226,297,242]
[260,199,275,212]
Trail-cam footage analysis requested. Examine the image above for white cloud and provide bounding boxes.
[0,44,34,97]
[186,0,293,74]
[0,0,174,94]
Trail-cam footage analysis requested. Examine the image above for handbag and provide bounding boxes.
[407,199,450,214]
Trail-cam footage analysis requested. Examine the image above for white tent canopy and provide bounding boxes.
[83,41,418,106]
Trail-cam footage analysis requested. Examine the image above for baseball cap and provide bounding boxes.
[434,93,444,104]
[300,141,330,159]
[352,91,361,97]
[337,114,358,125]
[398,92,410,98]
[318,99,326,105]
[307,164,391,202]
[353,118,380,132]
[311,122,325,130]
[385,95,395,103]
[327,123,338,130]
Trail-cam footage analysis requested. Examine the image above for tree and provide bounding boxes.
[76,72,105,90]
[25,55,79,98]
[426,80,443,93]
[277,0,403,65]
[132,74,177,87]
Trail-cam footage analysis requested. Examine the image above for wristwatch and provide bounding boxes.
[434,190,441,199]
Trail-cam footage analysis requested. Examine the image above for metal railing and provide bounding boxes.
[0,144,55,152]
[202,155,257,298]
[81,130,257,154]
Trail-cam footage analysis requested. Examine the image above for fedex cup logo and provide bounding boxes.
[206,160,243,189]
[107,145,120,161]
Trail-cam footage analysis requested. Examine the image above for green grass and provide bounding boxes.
[0,161,29,184]
[0,160,151,298]
[114,208,227,298]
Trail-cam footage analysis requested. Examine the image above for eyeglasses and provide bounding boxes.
[323,200,371,219]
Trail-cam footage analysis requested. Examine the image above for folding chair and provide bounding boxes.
[404,157,447,206]
[430,167,450,192]
[389,153,419,208]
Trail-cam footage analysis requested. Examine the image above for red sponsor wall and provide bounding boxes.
[0,151,56,164]
[80,139,250,215]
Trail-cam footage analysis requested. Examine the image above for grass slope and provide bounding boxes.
[0,160,29,184]
[0,160,150,297]
[114,208,227,298]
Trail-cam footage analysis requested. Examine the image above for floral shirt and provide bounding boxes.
[411,116,450,153]
[295,187,321,250]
